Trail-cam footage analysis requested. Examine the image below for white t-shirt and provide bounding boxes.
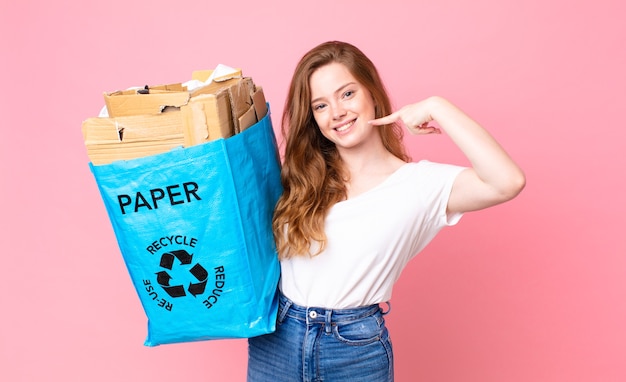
[279,160,465,309]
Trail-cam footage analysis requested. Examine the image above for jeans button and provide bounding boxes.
[309,310,317,319]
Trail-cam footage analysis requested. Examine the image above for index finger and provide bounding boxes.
[368,111,399,126]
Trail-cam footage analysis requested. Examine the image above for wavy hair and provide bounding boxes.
[273,41,409,259]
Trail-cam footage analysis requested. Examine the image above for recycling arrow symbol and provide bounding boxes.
[156,250,208,298]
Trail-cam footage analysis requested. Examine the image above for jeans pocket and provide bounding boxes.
[333,313,384,345]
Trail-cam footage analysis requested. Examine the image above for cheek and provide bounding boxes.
[363,98,377,119]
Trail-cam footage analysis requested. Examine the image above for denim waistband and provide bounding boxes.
[277,292,390,326]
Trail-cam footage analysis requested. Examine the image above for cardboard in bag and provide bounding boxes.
[104,83,189,117]
[181,90,232,147]
[83,70,267,165]
[82,112,184,164]
[251,86,268,122]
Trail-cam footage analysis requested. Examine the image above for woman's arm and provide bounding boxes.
[369,96,526,213]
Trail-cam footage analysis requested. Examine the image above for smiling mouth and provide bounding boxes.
[335,119,356,132]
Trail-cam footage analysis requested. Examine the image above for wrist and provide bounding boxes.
[426,96,455,121]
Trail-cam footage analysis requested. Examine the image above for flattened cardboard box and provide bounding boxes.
[181,90,232,148]
[104,83,189,117]
[82,112,185,165]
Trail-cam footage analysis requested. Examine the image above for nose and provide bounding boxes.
[331,102,347,120]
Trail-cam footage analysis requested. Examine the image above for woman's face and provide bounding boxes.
[309,62,377,151]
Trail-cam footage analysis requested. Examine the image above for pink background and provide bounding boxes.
[1,0,624,381]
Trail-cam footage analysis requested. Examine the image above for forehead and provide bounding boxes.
[309,62,359,98]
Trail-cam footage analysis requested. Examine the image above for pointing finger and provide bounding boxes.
[368,112,399,126]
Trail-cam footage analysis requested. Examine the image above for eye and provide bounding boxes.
[343,90,355,98]
[312,103,327,111]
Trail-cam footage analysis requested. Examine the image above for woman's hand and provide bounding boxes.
[368,98,442,135]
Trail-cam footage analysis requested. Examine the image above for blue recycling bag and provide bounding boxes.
[89,109,281,346]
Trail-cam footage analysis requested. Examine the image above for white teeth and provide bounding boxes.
[336,120,355,132]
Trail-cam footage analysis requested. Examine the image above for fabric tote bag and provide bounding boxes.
[89,109,282,346]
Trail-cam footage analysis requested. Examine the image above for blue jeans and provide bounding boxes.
[247,293,394,381]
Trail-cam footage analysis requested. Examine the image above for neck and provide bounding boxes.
[339,143,405,180]
[338,145,406,199]
[341,149,386,174]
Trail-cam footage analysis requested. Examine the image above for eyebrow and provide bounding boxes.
[311,82,357,104]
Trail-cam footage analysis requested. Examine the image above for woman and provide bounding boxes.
[247,41,525,381]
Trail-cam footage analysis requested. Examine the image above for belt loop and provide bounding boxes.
[324,309,332,333]
[380,301,391,315]
[277,294,292,324]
